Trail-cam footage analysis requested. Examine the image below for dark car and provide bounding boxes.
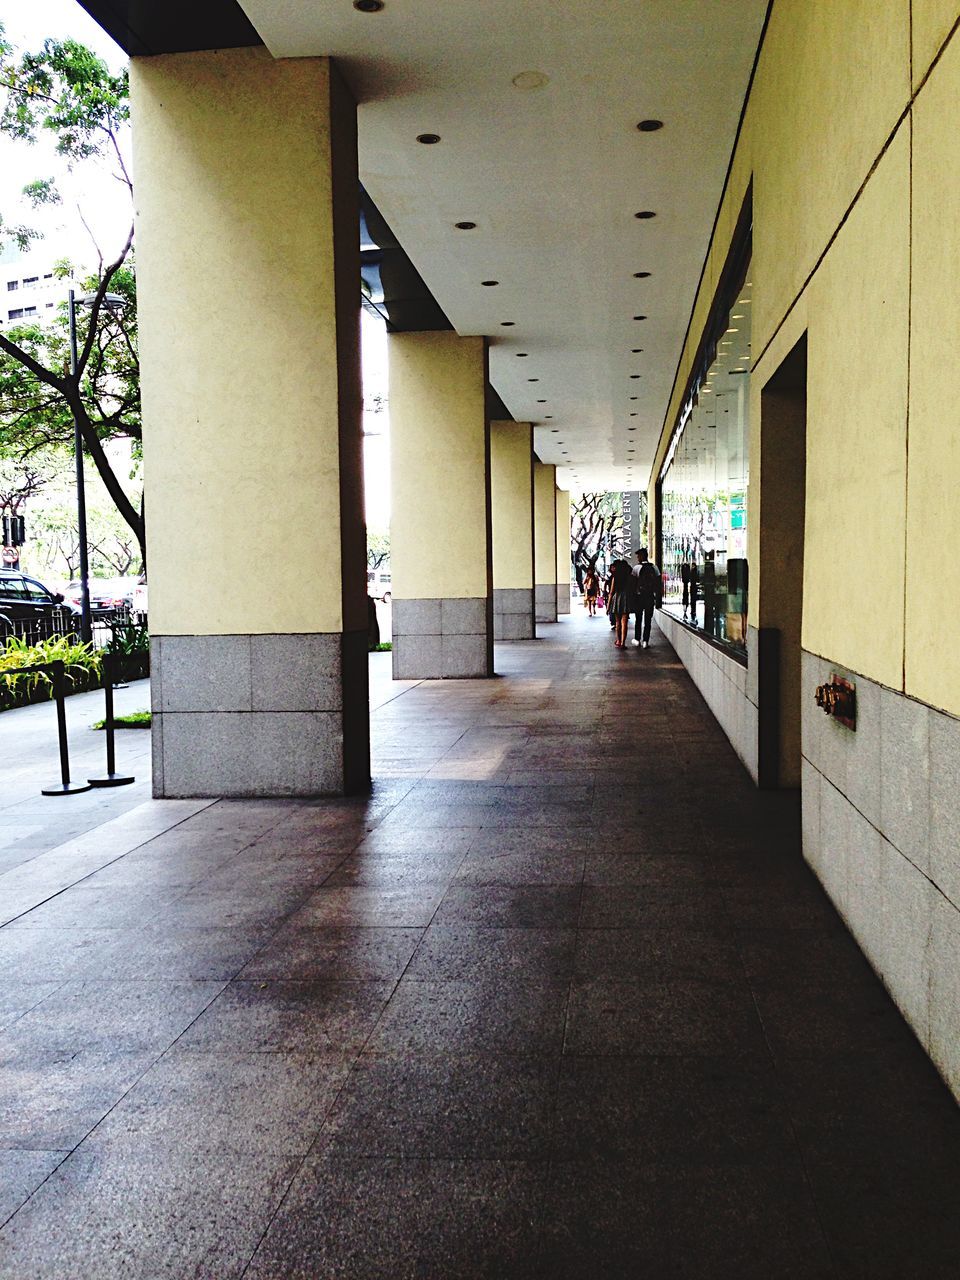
[0,570,76,632]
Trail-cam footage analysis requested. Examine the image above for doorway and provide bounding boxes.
[758,334,807,788]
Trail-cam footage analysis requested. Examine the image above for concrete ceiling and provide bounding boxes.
[239,0,767,495]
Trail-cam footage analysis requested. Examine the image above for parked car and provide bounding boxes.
[366,568,392,602]
[63,576,140,616]
[0,570,76,629]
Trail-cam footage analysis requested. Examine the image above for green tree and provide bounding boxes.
[0,30,143,563]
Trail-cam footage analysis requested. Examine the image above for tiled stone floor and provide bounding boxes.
[0,616,958,1277]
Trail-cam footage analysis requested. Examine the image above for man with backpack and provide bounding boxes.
[631,547,662,648]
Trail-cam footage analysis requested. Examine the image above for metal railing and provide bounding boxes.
[0,607,147,650]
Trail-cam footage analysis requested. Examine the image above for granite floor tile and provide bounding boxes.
[552,1055,796,1163]
[244,1154,546,1280]
[0,1149,68,1227]
[537,1160,833,1279]
[564,978,767,1057]
[0,1148,299,1280]
[0,1046,158,1149]
[287,885,448,928]
[176,979,394,1055]
[574,927,743,984]
[407,926,577,983]
[324,1053,560,1158]
[84,1049,353,1154]
[434,885,581,929]
[365,979,569,1056]
[239,925,424,981]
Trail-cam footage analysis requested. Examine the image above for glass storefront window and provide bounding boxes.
[659,278,751,654]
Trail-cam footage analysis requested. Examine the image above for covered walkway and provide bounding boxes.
[0,615,958,1277]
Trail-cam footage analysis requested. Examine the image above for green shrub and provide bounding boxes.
[0,634,101,705]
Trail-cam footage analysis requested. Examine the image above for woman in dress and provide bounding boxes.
[607,558,633,648]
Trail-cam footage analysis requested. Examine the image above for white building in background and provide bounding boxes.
[0,247,76,329]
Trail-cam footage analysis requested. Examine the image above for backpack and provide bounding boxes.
[636,562,659,595]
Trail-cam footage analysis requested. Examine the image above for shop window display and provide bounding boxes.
[659,280,751,655]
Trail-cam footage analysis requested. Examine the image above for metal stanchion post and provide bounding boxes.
[41,661,92,796]
[88,651,135,788]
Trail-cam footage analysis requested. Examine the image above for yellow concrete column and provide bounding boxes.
[132,48,368,797]
[556,488,571,614]
[491,421,535,639]
[389,332,492,677]
[534,461,558,622]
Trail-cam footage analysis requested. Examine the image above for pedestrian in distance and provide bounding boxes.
[583,566,600,616]
[608,558,634,648]
[631,546,662,648]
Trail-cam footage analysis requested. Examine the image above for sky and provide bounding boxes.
[0,0,131,270]
[0,0,393,531]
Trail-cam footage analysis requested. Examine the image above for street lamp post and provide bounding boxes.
[67,289,126,648]
[67,288,93,646]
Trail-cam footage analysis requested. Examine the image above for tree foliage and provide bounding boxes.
[570,492,626,590]
[0,28,142,561]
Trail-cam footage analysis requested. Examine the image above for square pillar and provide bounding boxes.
[556,488,572,614]
[534,461,558,622]
[491,421,535,639]
[133,48,369,797]
[389,332,493,678]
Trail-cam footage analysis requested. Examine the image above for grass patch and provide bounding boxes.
[93,709,151,730]
[373,642,392,652]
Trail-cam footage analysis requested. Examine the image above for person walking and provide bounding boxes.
[583,566,600,616]
[608,558,633,648]
[631,546,662,648]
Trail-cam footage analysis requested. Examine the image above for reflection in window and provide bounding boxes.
[659,279,751,653]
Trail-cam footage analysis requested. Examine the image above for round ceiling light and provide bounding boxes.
[516,352,528,357]
[632,348,643,353]
[512,70,549,90]
[481,280,499,287]
[634,210,656,219]
[637,119,663,132]
[416,133,441,145]
[630,374,641,379]
[633,315,647,321]
[354,0,384,9]
[537,399,547,403]
[633,271,651,279]
[455,221,476,230]
[528,378,539,382]
[500,320,515,326]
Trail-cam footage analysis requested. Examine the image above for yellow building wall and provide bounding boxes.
[132,49,358,637]
[906,30,960,710]
[556,490,571,583]
[490,422,533,591]
[534,463,557,586]
[648,2,960,715]
[389,332,489,600]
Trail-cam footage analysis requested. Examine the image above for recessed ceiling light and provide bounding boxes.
[630,412,638,416]
[537,399,547,403]
[633,315,647,321]
[500,321,515,326]
[632,348,643,353]
[630,374,641,379]
[512,70,550,90]
[633,271,651,279]
[516,352,528,357]
[629,396,638,401]
[551,428,560,432]
[637,119,663,132]
[416,133,441,145]
[528,378,539,382]
[454,221,476,230]
[481,280,499,287]
[545,415,553,419]
[634,210,656,219]
[354,0,384,10]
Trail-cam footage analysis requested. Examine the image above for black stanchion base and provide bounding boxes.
[88,774,136,788]
[41,781,93,796]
